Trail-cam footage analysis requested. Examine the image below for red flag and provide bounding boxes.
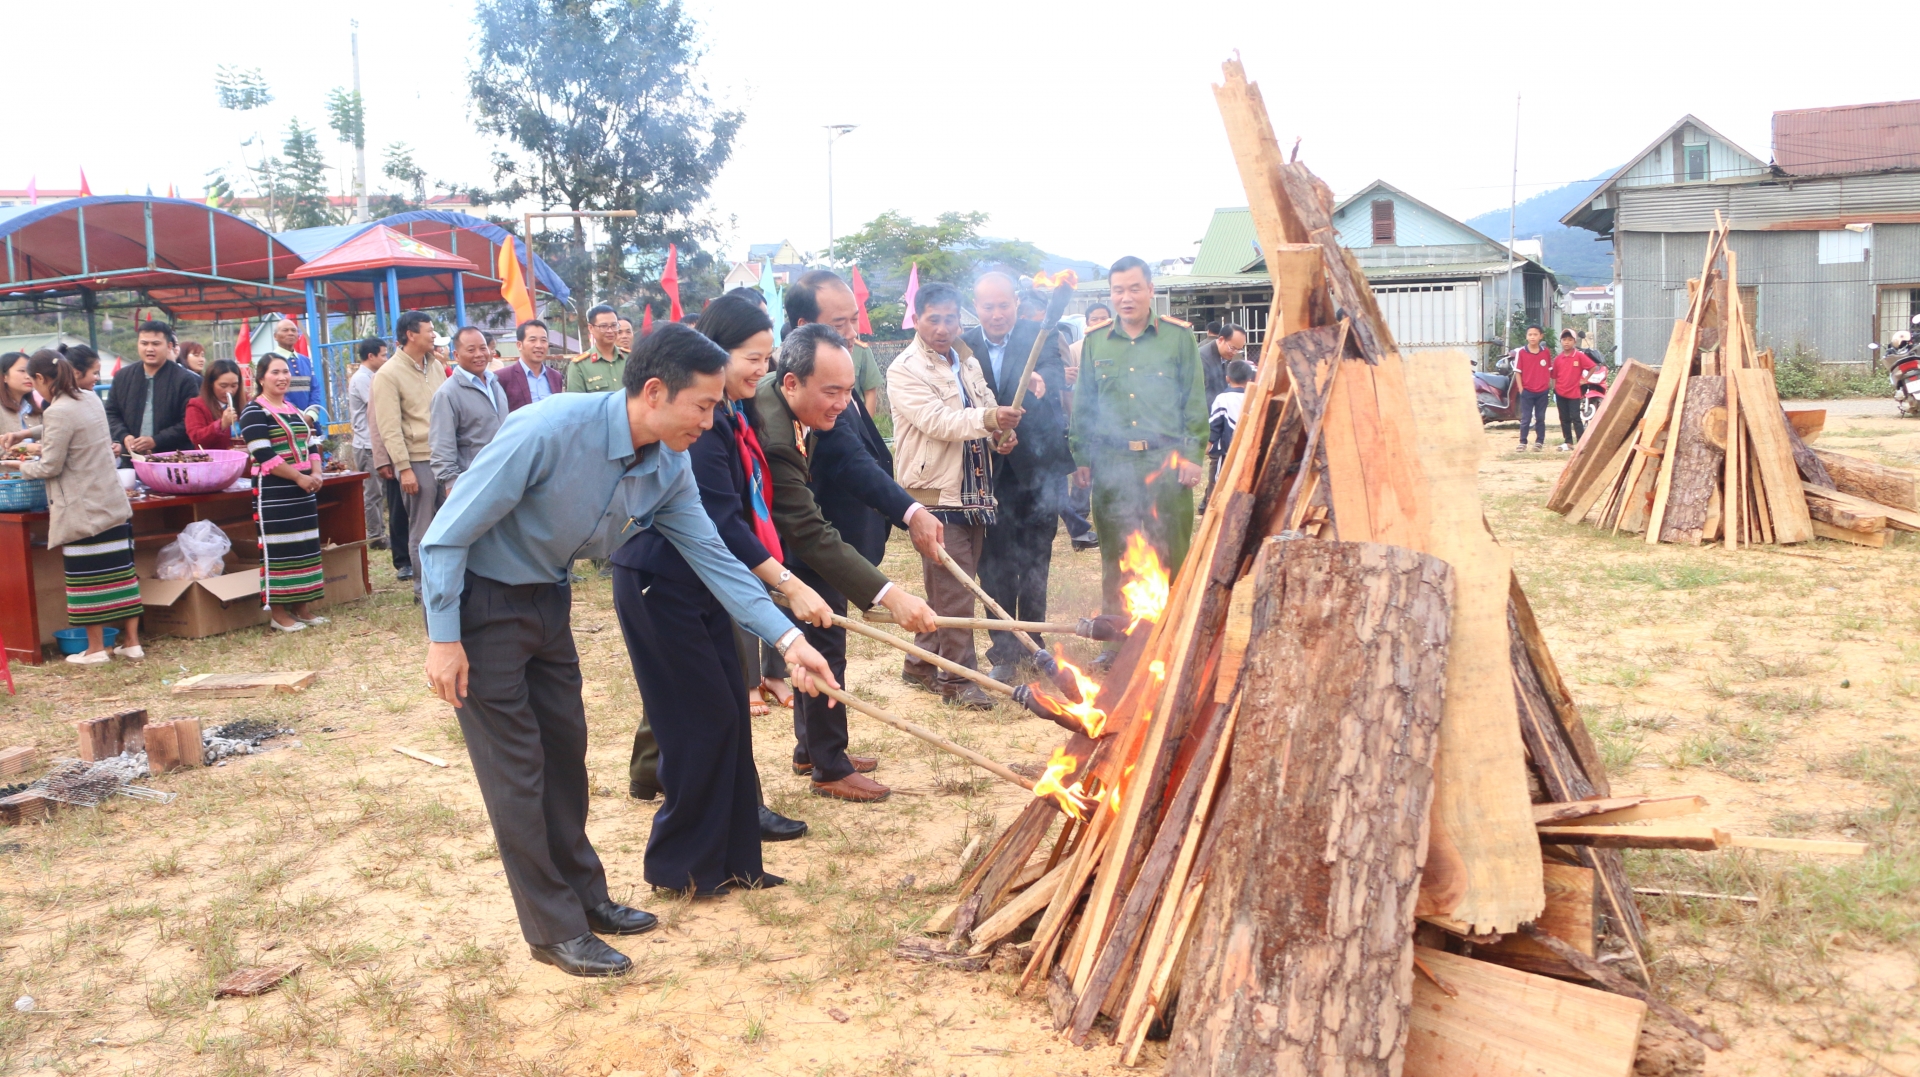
[234,318,252,368]
[295,330,310,358]
[850,266,873,337]
[641,306,654,334]
[662,244,682,322]
[79,169,92,197]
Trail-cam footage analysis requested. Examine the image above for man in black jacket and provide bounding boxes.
[965,273,1075,682]
[106,320,202,464]
[784,269,893,483]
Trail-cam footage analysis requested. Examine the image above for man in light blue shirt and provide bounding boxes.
[420,331,836,979]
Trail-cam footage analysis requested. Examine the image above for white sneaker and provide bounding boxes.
[65,650,110,665]
[269,619,307,633]
[113,645,145,659]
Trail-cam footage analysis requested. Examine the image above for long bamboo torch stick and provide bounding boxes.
[933,544,1083,702]
[836,614,1015,696]
[815,683,1034,791]
[861,607,1129,641]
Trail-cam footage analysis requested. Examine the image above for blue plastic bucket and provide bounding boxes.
[53,626,118,654]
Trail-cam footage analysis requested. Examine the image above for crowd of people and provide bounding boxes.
[1,257,1233,979]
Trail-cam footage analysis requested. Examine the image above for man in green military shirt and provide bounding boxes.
[1070,257,1206,663]
[566,304,627,393]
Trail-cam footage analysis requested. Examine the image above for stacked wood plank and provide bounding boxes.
[1548,220,1920,549]
[903,58,1892,1077]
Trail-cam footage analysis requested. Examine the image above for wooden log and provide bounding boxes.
[1785,420,1834,488]
[1404,947,1646,1077]
[966,863,1066,956]
[145,722,181,775]
[1509,580,1610,798]
[949,795,1056,948]
[1455,862,1597,981]
[174,718,203,768]
[1515,925,1725,1053]
[1811,520,1886,547]
[1785,408,1825,443]
[1534,796,1707,827]
[1536,825,1728,851]
[1731,368,1814,543]
[1405,348,1542,932]
[0,790,53,826]
[1812,448,1919,511]
[1805,497,1887,533]
[172,671,316,698]
[1549,360,1658,514]
[0,745,35,777]
[1657,376,1725,544]
[1509,599,1649,980]
[1167,539,1453,1077]
[1568,435,1637,526]
[1803,482,1920,532]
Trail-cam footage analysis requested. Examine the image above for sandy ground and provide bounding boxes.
[0,402,1916,1077]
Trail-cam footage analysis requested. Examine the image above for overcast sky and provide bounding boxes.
[9,0,1915,269]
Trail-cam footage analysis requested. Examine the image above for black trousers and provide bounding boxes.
[382,471,411,570]
[453,574,607,946]
[1556,394,1586,444]
[980,477,1060,667]
[1518,389,1552,445]
[612,569,769,894]
[790,566,855,783]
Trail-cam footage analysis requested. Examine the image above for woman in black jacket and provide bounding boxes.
[612,303,831,895]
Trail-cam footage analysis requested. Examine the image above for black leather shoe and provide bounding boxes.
[989,663,1020,685]
[585,901,659,936]
[629,780,661,802]
[944,683,997,710]
[1071,534,1099,551]
[759,804,808,842]
[530,932,632,977]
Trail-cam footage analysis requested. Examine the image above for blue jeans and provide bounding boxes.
[1518,389,1552,445]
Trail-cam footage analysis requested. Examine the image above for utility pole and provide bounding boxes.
[351,20,369,223]
[1504,94,1521,349]
[825,125,856,264]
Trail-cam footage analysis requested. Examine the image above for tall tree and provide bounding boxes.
[835,210,1043,336]
[468,0,742,308]
[271,121,342,230]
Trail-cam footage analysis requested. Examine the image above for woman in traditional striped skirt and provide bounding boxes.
[241,354,328,632]
[1,351,142,664]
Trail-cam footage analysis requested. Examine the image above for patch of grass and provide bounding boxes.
[1602,563,1739,591]
[1744,687,1827,715]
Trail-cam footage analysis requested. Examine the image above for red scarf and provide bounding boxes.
[731,402,782,562]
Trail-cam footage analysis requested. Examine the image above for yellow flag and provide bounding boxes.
[498,241,537,324]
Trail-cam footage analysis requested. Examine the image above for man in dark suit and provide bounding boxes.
[784,269,892,479]
[105,320,201,464]
[964,274,1074,682]
[755,324,943,802]
[1196,324,1247,508]
[499,319,565,412]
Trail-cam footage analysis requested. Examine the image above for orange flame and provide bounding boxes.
[1047,652,1108,737]
[1032,746,1093,819]
[1143,450,1195,485]
[1031,269,1080,290]
[1119,535,1170,632]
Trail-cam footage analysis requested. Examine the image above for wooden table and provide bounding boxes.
[0,471,369,665]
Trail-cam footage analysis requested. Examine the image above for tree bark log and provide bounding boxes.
[1659,376,1725,544]
[1812,448,1917,511]
[1168,538,1453,1077]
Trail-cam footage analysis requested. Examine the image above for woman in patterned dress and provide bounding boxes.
[0,351,142,664]
[240,354,328,632]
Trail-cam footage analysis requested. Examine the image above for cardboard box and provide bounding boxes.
[140,542,368,640]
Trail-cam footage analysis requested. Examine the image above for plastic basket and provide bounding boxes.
[0,477,48,513]
[132,450,251,495]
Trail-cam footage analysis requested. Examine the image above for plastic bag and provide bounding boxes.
[154,520,233,580]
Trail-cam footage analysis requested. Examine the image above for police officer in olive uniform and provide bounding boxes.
[1070,256,1206,654]
[566,304,629,393]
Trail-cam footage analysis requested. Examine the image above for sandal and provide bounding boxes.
[759,680,794,709]
[750,700,770,717]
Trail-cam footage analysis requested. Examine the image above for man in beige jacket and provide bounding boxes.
[885,282,1024,708]
[372,311,447,596]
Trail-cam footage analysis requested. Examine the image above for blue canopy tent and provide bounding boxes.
[276,211,569,430]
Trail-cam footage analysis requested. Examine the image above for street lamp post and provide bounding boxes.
[825,124,857,264]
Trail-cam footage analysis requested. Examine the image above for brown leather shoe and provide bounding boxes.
[811,772,892,802]
[900,667,941,695]
[792,754,878,776]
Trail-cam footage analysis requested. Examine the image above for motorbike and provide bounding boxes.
[1881,313,1920,418]
[1475,355,1521,424]
[1578,353,1610,427]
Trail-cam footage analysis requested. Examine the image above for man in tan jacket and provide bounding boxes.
[372,310,446,596]
[885,282,1024,708]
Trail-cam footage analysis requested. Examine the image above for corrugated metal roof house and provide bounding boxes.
[1564,103,1920,366]
[1102,181,1556,362]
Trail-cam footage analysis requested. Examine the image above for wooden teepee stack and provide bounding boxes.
[1547,218,1920,548]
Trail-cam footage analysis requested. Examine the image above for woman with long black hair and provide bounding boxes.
[0,351,41,439]
[613,302,830,894]
[0,352,141,664]
[240,354,327,632]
